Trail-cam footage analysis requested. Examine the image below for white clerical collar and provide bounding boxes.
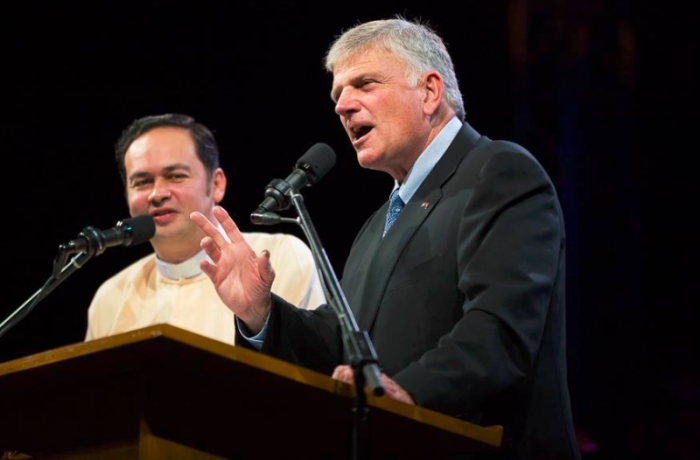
[156,249,210,280]
[395,117,463,204]
[155,223,229,280]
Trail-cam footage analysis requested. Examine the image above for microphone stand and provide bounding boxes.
[0,227,105,339]
[252,188,384,460]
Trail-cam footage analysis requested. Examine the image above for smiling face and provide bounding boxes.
[331,48,440,182]
[124,127,226,263]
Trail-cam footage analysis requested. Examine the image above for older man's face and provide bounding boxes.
[331,49,430,182]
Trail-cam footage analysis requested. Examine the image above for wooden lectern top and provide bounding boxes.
[0,324,502,459]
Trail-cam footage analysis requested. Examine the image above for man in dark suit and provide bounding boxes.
[192,18,579,459]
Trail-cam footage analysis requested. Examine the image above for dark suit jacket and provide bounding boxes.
[252,123,579,459]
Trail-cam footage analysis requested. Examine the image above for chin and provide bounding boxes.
[152,225,180,241]
[356,150,384,171]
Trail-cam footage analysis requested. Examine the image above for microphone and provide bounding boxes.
[254,143,336,215]
[63,215,156,257]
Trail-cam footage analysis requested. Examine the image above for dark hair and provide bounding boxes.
[115,113,220,185]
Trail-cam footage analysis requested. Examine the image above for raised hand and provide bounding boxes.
[190,206,274,334]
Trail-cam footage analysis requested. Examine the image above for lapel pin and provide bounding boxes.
[421,201,430,210]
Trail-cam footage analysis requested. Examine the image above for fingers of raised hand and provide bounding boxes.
[199,258,217,278]
[256,250,276,287]
[213,206,245,244]
[200,236,222,263]
[190,211,228,248]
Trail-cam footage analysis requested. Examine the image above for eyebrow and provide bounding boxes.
[330,86,341,103]
[128,164,192,182]
[330,73,362,102]
[331,71,383,102]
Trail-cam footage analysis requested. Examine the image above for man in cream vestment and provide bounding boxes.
[86,114,324,343]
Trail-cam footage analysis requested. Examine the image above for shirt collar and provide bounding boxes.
[396,117,463,204]
[155,249,210,280]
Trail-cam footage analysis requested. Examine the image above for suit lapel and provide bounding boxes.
[354,123,485,331]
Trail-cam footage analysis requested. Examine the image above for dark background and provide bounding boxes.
[2,1,696,458]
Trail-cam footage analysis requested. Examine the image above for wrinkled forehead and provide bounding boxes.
[331,46,410,83]
[332,44,400,73]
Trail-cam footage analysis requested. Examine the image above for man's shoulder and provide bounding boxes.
[95,253,157,293]
[456,136,549,181]
[464,136,536,162]
[241,231,309,255]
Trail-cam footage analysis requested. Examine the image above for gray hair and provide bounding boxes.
[325,18,465,121]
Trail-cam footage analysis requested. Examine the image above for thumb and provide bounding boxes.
[257,250,275,286]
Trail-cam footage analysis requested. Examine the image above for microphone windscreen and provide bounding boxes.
[296,143,336,185]
[120,215,156,246]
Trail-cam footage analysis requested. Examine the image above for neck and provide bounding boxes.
[152,241,202,264]
[392,107,455,183]
[426,104,455,147]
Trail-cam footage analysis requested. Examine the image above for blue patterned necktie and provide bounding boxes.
[383,188,405,237]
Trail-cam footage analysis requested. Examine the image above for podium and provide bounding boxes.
[0,325,502,459]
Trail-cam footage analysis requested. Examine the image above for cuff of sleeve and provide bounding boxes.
[236,314,271,351]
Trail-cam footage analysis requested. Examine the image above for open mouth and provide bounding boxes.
[352,125,373,143]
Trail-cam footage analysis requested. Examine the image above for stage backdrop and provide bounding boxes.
[3,1,695,459]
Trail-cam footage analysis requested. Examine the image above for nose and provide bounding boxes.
[148,178,171,205]
[334,88,361,117]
